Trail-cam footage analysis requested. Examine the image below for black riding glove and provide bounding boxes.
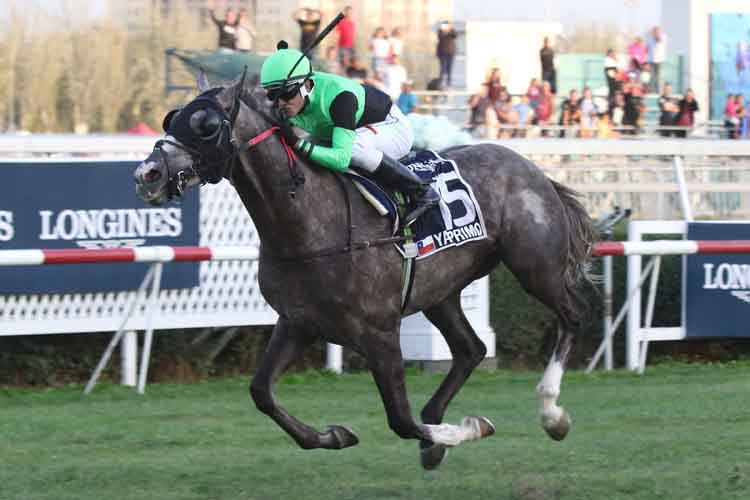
[275,109,313,159]
[277,116,300,147]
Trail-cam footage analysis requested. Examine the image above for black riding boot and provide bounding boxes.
[372,154,440,227]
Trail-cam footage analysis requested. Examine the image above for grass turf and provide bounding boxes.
[2,363,749,500]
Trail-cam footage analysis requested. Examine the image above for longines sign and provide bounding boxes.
[0,161,199,294]
[684,222,750,338]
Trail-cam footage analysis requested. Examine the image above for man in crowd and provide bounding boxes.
[293,7,322,59]
[647,26,667,93]
[540,36,556,94]
[209,7,238,50]
[397,80,418,115]
[559,88,581,137]
[436,21,458,88]
[336,6,356,66]
[382,54,408,99]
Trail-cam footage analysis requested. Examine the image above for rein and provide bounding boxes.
[236,125,305,197]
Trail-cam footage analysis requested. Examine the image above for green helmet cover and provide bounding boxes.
[260,48,313,89]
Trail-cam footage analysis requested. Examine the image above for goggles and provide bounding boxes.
[266,82,303,102]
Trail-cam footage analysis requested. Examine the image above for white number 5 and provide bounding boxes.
[432,171,475,231]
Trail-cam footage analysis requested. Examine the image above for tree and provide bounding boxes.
[557,21,622,54]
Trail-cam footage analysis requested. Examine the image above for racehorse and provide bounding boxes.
[133,73,597,469]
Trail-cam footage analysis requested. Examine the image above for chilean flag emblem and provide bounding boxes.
[417,235,436,256]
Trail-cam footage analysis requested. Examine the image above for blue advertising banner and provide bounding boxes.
[709,14,750,122]
[684,222,750,338]
[0,161,200,294]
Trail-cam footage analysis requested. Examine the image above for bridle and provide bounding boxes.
[153,71,305,199]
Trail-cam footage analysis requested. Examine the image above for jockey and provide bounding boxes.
[260,42,439,227]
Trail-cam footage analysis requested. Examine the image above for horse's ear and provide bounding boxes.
[230,66,248,123]
[197,70,211,93]
[235,66,248,95]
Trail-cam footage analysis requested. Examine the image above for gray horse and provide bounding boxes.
[133,75,596,469]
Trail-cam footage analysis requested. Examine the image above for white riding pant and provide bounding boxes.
[349,105,414,173]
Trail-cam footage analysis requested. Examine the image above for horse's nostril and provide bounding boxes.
[144,169,162,183]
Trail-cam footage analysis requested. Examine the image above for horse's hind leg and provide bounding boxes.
[418,292,494,469]
[537,328,574,440]
[502,251,578,441]
[250,318,359,450]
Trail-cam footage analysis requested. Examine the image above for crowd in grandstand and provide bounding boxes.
[207,5,750,140]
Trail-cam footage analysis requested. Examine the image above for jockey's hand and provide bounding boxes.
[278,119,300,147]
[274,109,300,146]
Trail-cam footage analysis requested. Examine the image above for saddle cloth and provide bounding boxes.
[345,150,488,260]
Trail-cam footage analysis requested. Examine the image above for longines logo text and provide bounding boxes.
[703,262,750,304]
[0,208,183,247]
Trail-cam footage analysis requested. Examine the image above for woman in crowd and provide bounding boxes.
[369,27,391,78]
[676,88,699,138]
[535,80,555,136]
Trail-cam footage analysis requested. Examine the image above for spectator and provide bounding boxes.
[628,36,648,71]
[725,94,740,139]
[365,72,389,94]
[514,94,535,137]
[579,87,598,138]
[609,91,626,130]
[397,80,418,115]
[388,27,404,64]
[210,7,238,51]
[467,85,491,134]
[318,46,342,75]
[476,81,505,138]
[737,94,748,138]
[436,21,458,88]
[676,88,699,138]
[622,73,644,134]
[493,89,519,139]
[369,27,391,77]
[382,54,408,99]
[559,88,581,137]
[639,63,652,92]
[293,8,322,58]
[235,8,257,52]
[658,83,680,137]
[526,77,541,109]
[597,110,615,138]
[337,6,356,66]
[540,36,557,94]
[345,55,368,81]
[604,48,620,101]
[648,26,667,93]
[535,80,555,135]
[483,67,503,92]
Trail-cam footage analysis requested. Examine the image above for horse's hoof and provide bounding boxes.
[542,408,572,441]
[324,425,360,449]
[420,441,448,470]
[463,416,496,440]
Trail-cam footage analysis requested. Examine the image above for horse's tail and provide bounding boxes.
[551,179,599,330]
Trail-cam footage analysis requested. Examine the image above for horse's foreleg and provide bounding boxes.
[536,329,573,441]
[250,318,359,450]
[419,294,493,469]
[366,334,494,451]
